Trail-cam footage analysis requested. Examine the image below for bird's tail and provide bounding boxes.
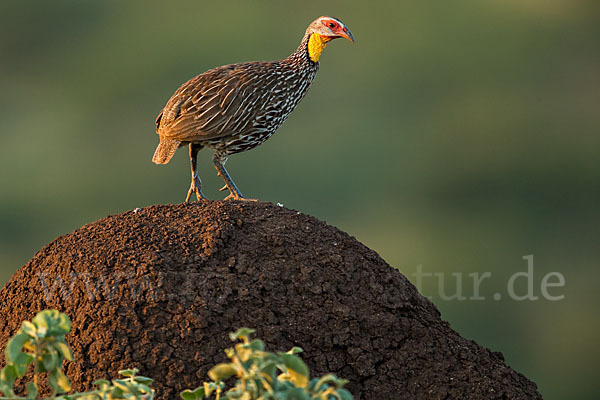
[152,138,181,164]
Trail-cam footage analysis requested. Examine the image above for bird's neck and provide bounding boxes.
[286,33,327,68]
[307,33,331,62]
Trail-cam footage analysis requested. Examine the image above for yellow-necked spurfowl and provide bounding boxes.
[152,16,354,201]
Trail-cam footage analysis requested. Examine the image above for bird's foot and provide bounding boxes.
[185,178,207,202]
[223,192,258,202]
[219,184,257,201]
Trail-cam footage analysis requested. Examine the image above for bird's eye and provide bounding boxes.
[328,22,336,28]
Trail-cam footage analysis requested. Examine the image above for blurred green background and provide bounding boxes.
[1,0,598,398]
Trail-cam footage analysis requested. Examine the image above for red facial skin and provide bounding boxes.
[321,19,354,42]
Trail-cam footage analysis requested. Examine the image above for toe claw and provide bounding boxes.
[224,193,258,202]
[186,179,207,202]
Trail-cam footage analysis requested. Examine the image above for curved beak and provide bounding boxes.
[339,26,355,43]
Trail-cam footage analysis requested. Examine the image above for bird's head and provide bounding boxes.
[305,16,354,62]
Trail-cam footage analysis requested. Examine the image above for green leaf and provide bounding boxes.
[286,347,303,355]
[247,339,265,351]
[49,369,71,394]
[286,387,310,400]
[208,363,237,381]
[36,359,47,373]
[54,342,74,361]
[229,328,255,341]
[113,379,141,396]
[93,379,110,389]
[335,378,349,389]
[14,352,34,376]
[26,382,39,399]
[313,374,349,391]
[119,368,139,377]
[180,387,205,400]
[0,365,18,393]
[336,388,354,400]
[112,379,132,392]
[32,310,53,337]
[133,375,154,385]
[21,321,37,338]
[54,313,72,336]
[259,360,278,380]
[32,310,71,337]
[0,382,13,397]
[279,353,309,388]
[111,386,125,397]
[0,365,17,382]
[107,387,124,399]
[42,352,60,371]
[136,383,153,394]
[73,395,99,400]
[5,333,30,363]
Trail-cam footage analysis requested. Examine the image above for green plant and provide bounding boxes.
[0,310,154,400]
[180,328,353,400]
[1,311,352,399]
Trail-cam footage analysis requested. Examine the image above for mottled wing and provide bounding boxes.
[156,62,276,141]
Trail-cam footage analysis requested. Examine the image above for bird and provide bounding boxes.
[152,16,354,201]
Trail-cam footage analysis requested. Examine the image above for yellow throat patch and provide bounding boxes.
[308,33,331,62]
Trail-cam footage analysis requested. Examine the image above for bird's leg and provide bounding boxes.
[185,143,207,202]
[213,152,257,201]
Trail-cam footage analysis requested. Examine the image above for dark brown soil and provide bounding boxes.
[0,202,541,399]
